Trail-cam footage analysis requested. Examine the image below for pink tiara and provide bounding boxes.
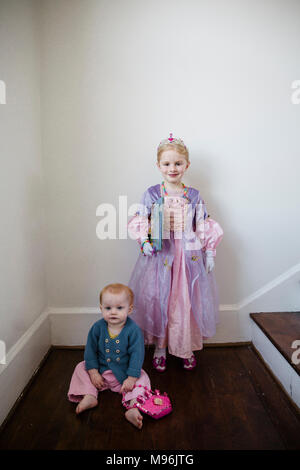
[157,133,187,150]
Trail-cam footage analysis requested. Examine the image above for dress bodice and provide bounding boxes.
[163,195,189,235]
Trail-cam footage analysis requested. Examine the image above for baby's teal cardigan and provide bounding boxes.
[84,317,145,384]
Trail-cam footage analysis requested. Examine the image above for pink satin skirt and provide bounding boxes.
[144,238,204,358]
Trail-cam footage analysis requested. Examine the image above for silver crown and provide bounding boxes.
[157,132,187,150]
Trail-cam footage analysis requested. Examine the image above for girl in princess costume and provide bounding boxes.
[128,134,223,372]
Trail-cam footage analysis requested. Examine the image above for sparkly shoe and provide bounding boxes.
[152,356,166,372]
[182,354,196,370]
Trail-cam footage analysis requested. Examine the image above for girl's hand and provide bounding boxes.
[205,251,215,273]
[88,369,104,389]
[141,240,154,256]
[121,376,138,394]
[143,242,154,256]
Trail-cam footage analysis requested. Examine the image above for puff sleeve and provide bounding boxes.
[128,189,152,244]
[200,218,223,257]
[195,194,223,256]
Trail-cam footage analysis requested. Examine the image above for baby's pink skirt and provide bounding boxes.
[68,361,151,405]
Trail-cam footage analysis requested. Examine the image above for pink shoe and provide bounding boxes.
[182,354,196,370]
[152,356,166,372]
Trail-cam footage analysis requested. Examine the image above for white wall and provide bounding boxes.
[0,0,299,425]
[0,0,48,351]
[1,0,299,352]
[40,0,300,311]
[0,0,52,427]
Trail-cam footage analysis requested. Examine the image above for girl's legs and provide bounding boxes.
[167,239,202,368]
[144,333,167,371]
[153,346,167,372]
[182,354,197,370]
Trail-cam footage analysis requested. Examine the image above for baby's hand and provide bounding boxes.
[121,376,138,394]
[88,369,104,389]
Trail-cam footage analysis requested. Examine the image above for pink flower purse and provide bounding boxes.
[122,384,172,419]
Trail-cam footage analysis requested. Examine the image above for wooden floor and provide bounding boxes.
[0,345,299,450]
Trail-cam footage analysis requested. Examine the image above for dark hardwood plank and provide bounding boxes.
[237,345,300,450]
[250,312,300,375]
[193,347,284,449]
[0,346,299,450]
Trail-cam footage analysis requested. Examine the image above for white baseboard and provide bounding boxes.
[48,261,300,346]
[251,320,300,409]
[50,312,100,346]
[50,308,248,346]
[0,310,51,426]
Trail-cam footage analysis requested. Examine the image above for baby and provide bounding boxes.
[67,283,151,429]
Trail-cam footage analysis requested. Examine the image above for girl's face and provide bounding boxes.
[100,290,133,329]
[157,149,190,185]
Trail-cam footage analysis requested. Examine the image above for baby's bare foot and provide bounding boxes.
[76,394,98,414]
[125,408,143,429]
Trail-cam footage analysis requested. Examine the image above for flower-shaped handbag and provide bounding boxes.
[122,384,172,419]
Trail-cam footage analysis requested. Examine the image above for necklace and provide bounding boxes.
[161,181,189,200]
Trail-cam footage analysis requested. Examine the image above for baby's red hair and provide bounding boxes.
[99,283,134,306]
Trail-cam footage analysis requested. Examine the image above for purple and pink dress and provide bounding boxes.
[128,183,223,359]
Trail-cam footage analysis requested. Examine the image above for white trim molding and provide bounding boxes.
[251,321,300,409]
[237,263,300,310]
[2,310,50,370]
[47,261,300,318]
[0,309,51,426]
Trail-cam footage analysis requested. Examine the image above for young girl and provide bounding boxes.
[67,283,151,429]
[128,133,223,372]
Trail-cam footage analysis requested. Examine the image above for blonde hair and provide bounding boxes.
[99,283,134,306]
[157,142,189,163]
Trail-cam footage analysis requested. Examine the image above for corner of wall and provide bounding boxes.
[0,310,51,426]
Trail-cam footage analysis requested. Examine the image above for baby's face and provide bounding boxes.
[157,149,190,185]
[100,290,133,328]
